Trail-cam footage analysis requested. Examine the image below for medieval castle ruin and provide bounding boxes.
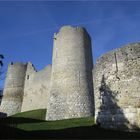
[0,26,140,131]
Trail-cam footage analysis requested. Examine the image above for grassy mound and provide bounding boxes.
[16,116,95,131]
[11,109,46,120]
[0,109,140,139]
[0,109,95,131]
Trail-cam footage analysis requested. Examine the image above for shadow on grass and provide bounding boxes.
[0,124,140,139]
[0,112,7,118]
[0,116,46,124]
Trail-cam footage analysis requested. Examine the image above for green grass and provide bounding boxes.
[1,110,140,139]
[1,109,95,131]
[16,116,95,131]
[11,109,46,120]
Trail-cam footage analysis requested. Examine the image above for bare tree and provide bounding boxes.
[0,54,4,67]
[0,54,4,96]
[0,54,4,80]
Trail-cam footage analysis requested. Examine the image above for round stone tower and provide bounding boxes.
[46,26,94,120]
[94,42,140,131]
[0,62,27,116]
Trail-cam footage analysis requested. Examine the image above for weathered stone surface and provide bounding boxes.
[0,62,27,116]
[0,62,51,116]
[46,26,94,120]
[93,42,140,131]
[1,25,140,132]
[21,63,51,112]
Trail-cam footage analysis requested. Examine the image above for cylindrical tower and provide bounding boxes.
[46,26,94,120]
[0,62,27,116]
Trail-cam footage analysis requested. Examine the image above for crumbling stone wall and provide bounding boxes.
[0,62,27,116]
[93,43,140,131]
[1,25,140,132]
[21,63,51,112]
[0,62,51,116]
[46,26,94,120]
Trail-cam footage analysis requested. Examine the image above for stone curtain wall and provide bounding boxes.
[93,43,140,131]
[46,26,94,120]
[0,62,51,116]
[21,63,51,112]
[1,25,140,132]
[0,63,27,116]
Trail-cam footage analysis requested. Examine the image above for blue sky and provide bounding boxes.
[0,1,140,87]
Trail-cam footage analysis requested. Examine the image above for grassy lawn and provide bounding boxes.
[0,109,95,131]
[16,116,95,131]
[0,109,140,139]
[11,109,46,120]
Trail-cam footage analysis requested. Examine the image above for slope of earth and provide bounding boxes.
[0,109,140,139]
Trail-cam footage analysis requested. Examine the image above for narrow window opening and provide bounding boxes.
[27,75,29,80]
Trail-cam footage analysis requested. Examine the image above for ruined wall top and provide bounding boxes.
[54,25,91,41]
[8,62,27,67]
[96,42,140,65]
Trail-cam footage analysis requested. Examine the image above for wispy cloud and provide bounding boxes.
[38,2,59,28]
[0,26,59,41]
